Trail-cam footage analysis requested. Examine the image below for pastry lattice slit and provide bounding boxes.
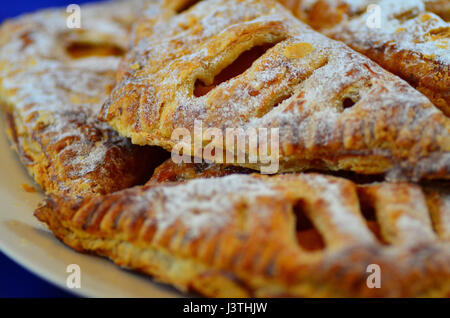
[176,0,203,13]
[358,190,389,245]
[194,43,281,97]
[293,200,326,251]
[66,42,126,59]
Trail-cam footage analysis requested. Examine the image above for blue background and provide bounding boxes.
[0,0,107,298]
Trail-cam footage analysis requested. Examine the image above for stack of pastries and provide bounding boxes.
[0,0,449,297]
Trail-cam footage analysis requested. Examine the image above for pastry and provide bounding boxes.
[36,167,450,297]
[1,0,449,299]
[151,159,450,248]
[278,0,450,115]
[100,0,450,181]
[148,159,253,185]
[0,0,167,197]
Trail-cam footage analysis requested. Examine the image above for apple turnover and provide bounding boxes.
[36,165,450,297]
[101,0,450,181]
[0,0,166,197]
[278,0,450,115]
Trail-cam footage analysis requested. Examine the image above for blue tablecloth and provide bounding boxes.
[0,251,74,298]
[0,0,106,299]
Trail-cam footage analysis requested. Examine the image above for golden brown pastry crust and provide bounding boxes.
[101,0,450,181]
[1,0,449,298]
[36,168,450,297]
[424,0,450,21]
[279,0,450,26]
[148,159,253,185]
[0,0,167,197]
[278,0,450,115]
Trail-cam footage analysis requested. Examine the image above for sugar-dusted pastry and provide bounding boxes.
[278,0,450,115]
[0,0,167,197]
[36,168,450,297]
[101,0,450,181]
[279,0,450,26]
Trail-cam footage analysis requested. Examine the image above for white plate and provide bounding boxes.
[0,114,181,298]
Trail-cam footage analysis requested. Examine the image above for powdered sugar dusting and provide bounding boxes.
[302,174,375,243]
[327,0,449,65]
[371,183,437,245]
[146,175,277,238]
[104,0,449,180]
[0,0,145,194]
[67,142,109,178]
[396,215,436,243]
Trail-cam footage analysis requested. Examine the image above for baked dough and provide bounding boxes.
[278,0,450,115]
[151,159,450,247]
[0,0,449,298]
[424,0,450,21]
[36,164,450,297]
[101,0,450,181]
[0,0,167,196]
